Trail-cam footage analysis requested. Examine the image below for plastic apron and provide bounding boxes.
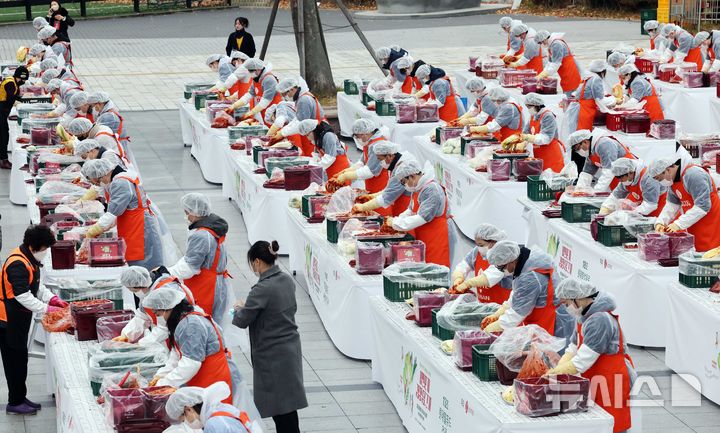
[250,73,282,127]
[298,92,326,157]
[555,39,581,92]
[108,174,147,262]
[578,314,633,433]
[174,312,233,404]
[410,180,450,267]
[209,411,252,433]
[183,227,230,317]
[529,110,565,172]
[588,138,636,190]
[671,164,720,251]
[428,77,460,122]
[519,268,557,335]
[629,80,664,122]
[473,253,510,304]
[493,102,524,142]
[518,45,544,74]
[144,276,195,326]
[624,167,666,217]
[576,78,598,132]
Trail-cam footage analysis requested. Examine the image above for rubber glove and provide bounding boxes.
[501,134,520,148]
[148,376,160,387]
[112,335,129,343]
[414,89,428,99]
[598,207,612,216]
[385,216,394,227]
[484,320,503,333]
[243,108,260,119]
[666,223,682,233]
[655,223,666,233]
[336,170,357,183]
[85,223,104,238]
[537,70,550,79]
[352,198,378,213]
[514,141,526,152]
[451,270,465,287]
[79,188,98,201]
[456,274,489,292]
[501,386,515,404]
[470,125,490,135]
[267,124,280,137]
[457,116,477,126]
[521,134,536,142]
[558,350,576,365]
[49,296,68,308]
[46,305,63,314]
[702,247,720,259]
[545,361,578,376]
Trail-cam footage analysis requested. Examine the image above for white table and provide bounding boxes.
[665,282,720,404]
[519,196,676,347]
[411,136,528,243]
[653,80,720,134]
[8,121,31,205]
[285,207,382,360]
[594,126,678,162]
[369,297,614,433]
[220,145,294,254]
[336,92,440,150]
[177,100,228,184]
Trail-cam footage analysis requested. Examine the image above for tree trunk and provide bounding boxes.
[291,0,336,99]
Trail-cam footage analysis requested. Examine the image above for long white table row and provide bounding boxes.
[178,100,228,184]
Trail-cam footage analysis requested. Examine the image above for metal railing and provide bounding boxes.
[670,0,720,32]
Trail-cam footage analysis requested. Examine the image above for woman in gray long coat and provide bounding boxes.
[232,240,307,433]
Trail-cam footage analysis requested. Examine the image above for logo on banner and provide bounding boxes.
[547,233,560,258]
[440,396,453,432]
[557,244,573,275]
[707,331,720,381]
[400,350,418,409]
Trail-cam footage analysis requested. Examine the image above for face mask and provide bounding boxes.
[283,95,293,102]
[186,418,203,430]
[253,71,262,79]
[380,160,390,169]
[660,179,673,187]
[472,91,485,99]
[477,246,489,256]
[404,182,419,192]
[621,180,633,187]
[566,303,583,318]
[575,148,589,158]
[33,250,48,262]
[503,269,513,278]
[135,290,147,301]
[353,137,364,148]
[184,214,193,226]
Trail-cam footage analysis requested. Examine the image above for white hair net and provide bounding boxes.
[643,20,659,31]
[40,58,57,71]
[567,129,592,147]
[415,64,431,82]
[277,77,299,93]
[588,59,607,73]
[499,16,513,29]
[352,118,376,135]
[474,223,507,242]
[661,24,677,38]
[67,118,93,135]
[297,119,319,136]
[120,266,152,288]
[80,158,115,180]
[607,52,627,67]
[465,77,486,92]
[395,56,413,70]
[694,31,710,46]
[375,46,391,61]
[142,286,186,311]
[648,156,676,178]
[29,43,45,56]
[511,23,529,36]
[488,87,510,102]
[393,158,422,180]
[555,277,598,299]
[41,68,59,84]
[534,30,551,43]
[243,58,264,72]
[486,240,521,267]
[524,92,545,107]
[165,382,231,422]
[87,91,110,104]
[617,63,639,76]
[373,141,398,155]
[47,78,61,92]
[73,139,101,157]
[610,157,637,177]
[69,91,89,109]
[37,26,56,40]
[229,50,249,61]
[181,192,212,217]
[205,54,222,66]
[33,17,48,30]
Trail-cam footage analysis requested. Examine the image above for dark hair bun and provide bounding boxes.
[270,240,279,255]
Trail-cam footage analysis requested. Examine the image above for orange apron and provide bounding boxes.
[624,167,667,217]
[428,77,460,122]
[410,180,450,267]
[298,92,326,157]
[554,39,582,92]
[577,77,598,132]
[412,76,429,101]
[529,110,565,172]
[109,174,147,262]
[473,253,510,304]
[363,136,391,216]
[320,148,350,182]
[671,164,720,251]
[588,138,636,190]
[517,44,544,74]
[183,227,230,317]
[209,411,252,432]
[143,276,196,326]
[175,312,233,404]
[685,46,704,70]
[519,268,557,335]
[392,193,412,217]
[105,108,130,143]
[231,79,252,99]
[400,75,414,94]
[579,314,633,433]
[250,73,282,127]
[629,79,664,121]
[493,102,524,142]
[650,35,655,50]
[95,130,127,160]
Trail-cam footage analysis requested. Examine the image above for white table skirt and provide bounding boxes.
[370,297,614,433]
[221,145,293,254]
[653,80,719,134]
[519,196,676,347]
[178,100,228,184]
[592,126,678,161]
[286,207,382,360]
[665,282,720,404]
[411,136,528,243]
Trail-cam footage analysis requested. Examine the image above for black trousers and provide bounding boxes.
[272,411,300,433]
[0,326,29,405]
[0,113,9,160]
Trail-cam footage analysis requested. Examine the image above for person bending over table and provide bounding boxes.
[599,158,667,217]
[352,143,416,217]
[452,224,511,304]
[568,129,637,193]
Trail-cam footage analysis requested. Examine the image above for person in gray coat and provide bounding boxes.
[232,240,307,433]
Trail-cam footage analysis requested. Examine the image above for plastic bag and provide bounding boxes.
[517,344,559,379]
[436,294,501,331]
[337,219,363,258]
[41,306,72,332]
[37,152,83,166]
[540,163,577,190]
[47,278,124,304]
[383,262,450,289]
[37,180,89,203]
[96,313,134,343]
[603,210,655,237]
[325,186,357,218]
[453,329,497,369]
[99,371,148,396]
[490,324,567,372]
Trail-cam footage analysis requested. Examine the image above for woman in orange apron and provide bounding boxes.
[470,87,522,142]
[79,158,164,270]
[600,158,667,217]
[68,91,94,122]
[522,93,566,172]
[409,60,431,100]
[452,223,511,304]
[391,159,450,267]
[696,31,720,73]
[569,130,637,192]
[297,119,350,182]
[264,101,304,154]
[228,58,282,126]
[508,24,544,74]
[352,146,412,217]
[644,20,660,49]
[499,16,523,60]
[573,61,609,132]
[455,77,498,127]
[619,64,664,121]
[651,158,720,252]
[276,77,327,157]
[549,278,636,433]
[415,64,464,122]
[536,31,581,95]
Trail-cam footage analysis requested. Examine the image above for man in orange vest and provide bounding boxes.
[599,158,667,217]
[547,278,636,433]
[482,241,574,340]
[0,225,68,415]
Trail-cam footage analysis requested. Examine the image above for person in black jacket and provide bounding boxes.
[0,66,29,169]
[225,16,256,58]
[46,1,74,42]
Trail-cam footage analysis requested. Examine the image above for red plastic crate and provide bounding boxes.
[634,57,654,73]
[623,112,651,134]
[605,113,625,131]
[50,241,76,270]
[658,68,675,82]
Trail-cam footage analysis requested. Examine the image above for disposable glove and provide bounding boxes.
[85,223,104,238]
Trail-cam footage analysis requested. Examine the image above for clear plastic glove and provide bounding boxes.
[666,223,682,233]
[545,361,578,376]
[49,296,68,308]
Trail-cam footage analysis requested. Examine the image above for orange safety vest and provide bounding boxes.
[0,248,34,323]
[473,253,510,304]
[174,312,233,404]
[209,411,253,433]
[624,167,667,217]
[107,174,148,262]
[685,46,704,71]
[588,138,636,190]
[628,79,664,122]
[494,102,524,142]
[410,180,450,267]
[298,92,326,157]
[529,109,565,172]
[183,227,231,317]
[578,314,633,433]
[428,77,460,122]
[671,164,720,251]
[144,276,195,326]
[553,39,582,92]
[520,268,557,335]
[577,77,598,132]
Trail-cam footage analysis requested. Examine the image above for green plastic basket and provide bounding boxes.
[184,83,214,99]
[56,287,124,310]
[193,92,218,110]
[376,101,397,117]
[437,324,455,341]
[326,219,340,244]
[596,220,636,247]
[229,125,269,141]
[362,92,375,107]
[679,273,718,288]
[383,265,449,302]
[472,344,498,381]
[252,146,268,165]
[265,157,307,179]
[526,175,564,201]
[301,195,318,218]
[460,137,496,156]
[431,308,441,337]
[561,202,600,223]
[21,95,52,104]
[343,80,359,95]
